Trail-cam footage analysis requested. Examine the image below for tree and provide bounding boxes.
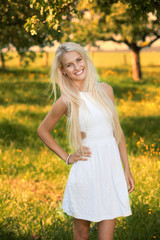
[94,0,160,21]
[62,0,160,80]
[0,0,64,69]
[26,0,160,32]
[95,1,160,80]
[61,10,100,49]
[24,0,80,36]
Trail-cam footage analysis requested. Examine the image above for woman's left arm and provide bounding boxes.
[101,82,135,193]
[118,131,135,193]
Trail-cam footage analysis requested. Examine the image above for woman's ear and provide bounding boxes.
[61,67,67,76]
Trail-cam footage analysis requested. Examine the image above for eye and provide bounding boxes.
[77,58,82,62]
[67,64,71,67]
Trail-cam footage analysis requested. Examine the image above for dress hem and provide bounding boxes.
[62,207,132,222]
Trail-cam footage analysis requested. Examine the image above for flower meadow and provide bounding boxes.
[0,52,160,239]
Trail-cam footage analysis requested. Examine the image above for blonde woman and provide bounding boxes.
[37,42,135,240]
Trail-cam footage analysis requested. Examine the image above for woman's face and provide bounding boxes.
[61,51,87,85]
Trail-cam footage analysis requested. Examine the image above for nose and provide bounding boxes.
[74,63,80,71]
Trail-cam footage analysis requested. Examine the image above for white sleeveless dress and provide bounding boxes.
[61,92,132,222]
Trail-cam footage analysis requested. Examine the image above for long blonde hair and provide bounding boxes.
[51,42,122,153]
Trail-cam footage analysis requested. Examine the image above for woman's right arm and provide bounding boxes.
[37,95,91,164]
[37,95,70,163]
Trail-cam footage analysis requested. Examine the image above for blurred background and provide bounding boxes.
[0,0,159,239]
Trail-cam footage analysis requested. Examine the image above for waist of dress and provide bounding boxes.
[82,133,116,145]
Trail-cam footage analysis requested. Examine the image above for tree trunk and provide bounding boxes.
[19,54,23,67]
[45,52,48,67]
[123,54,127,65]
[0,52,5,70]
[131,48,142,81]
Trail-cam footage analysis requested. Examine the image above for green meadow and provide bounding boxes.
[0,51,159,239]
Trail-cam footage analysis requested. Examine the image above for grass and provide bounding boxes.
[0,52,160,239]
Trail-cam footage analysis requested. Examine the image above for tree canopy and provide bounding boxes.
[25,0,160,35]
[61,0,160,80]
[0,0,52,51]
[0,0,64,68]
[24,0,80,35]
[94,0,160,21]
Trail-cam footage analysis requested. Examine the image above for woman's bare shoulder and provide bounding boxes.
[99,82,113,92]
[49,94,68,117]
[59,94,69,117]
[99,82,115,104]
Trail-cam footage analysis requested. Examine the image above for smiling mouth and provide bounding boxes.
[75,69,84,75]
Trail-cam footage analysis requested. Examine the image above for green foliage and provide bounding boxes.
[73,1,160,50]
[0,1,41,49]
[95,0,160,21]
[25,0,81,35]
[61,8,100,47]
[97,2,160,48]
[0,0,61,68]
[25,0,160,35]
[123,0,160,20]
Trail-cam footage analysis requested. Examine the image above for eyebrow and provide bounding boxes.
[65,56,81,66]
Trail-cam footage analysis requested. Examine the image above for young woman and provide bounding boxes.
[37,42,135,240]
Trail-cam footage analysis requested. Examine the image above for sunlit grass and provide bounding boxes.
[0,58,159,239]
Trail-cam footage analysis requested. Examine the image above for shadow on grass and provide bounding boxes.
[0,67,159,106]
[0,215,74,240]
[89,203,159,239]
[0,204,159,240]
[121,115,160,139]
[0,67,50,75]
[0,81,53,106]
[121,115,160,154]
[97,66,130,75]
[15,110,47,120]
[0,220,32,240]
[114,203,160,240]
[143,64,160,68]
[0,117,68,151]
[0,119,31,147]
[0,114,159,154]
[98,66,160,87]
[113,85,146,101]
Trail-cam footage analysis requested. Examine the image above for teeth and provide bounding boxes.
[75,69,83,75]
